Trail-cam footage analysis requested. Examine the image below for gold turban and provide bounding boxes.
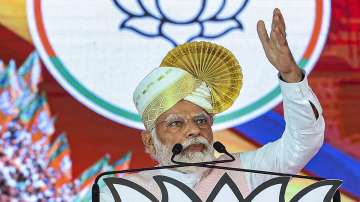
[133,41,243,131]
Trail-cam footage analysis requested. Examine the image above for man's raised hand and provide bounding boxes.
[257,8,302,83]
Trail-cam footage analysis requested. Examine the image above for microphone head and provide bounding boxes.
[172,144,183,155]
[213,141,226,153]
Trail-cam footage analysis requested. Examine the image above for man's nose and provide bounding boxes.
[184,120,201,138]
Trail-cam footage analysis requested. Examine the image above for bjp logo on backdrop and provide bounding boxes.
[113,0,249,46]
[27,0,330,130]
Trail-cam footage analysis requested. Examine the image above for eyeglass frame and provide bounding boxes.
[154,112,214,134]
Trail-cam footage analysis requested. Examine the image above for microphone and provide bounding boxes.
[213,141,226,153]
[172,143,182,156]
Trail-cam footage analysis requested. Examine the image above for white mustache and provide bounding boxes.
[181,136,211,153]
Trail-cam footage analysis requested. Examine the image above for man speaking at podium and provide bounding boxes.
[101,8,324,201]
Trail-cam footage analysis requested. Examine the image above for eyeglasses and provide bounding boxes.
[156,113,213,133]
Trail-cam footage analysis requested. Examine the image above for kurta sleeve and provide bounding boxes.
[239,70,325,191]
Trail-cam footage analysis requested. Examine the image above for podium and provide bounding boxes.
[99,171,341,202]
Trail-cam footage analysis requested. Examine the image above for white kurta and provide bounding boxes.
[240,73,324,191]
[100,73,325,200]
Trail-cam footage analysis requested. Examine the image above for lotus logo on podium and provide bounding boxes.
[94,143,341,202]
[102,174,341,202]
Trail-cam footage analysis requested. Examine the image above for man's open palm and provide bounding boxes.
[257,8,298,75]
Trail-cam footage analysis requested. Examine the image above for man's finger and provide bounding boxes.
[271,9,277,31]
[275,8,286,37]
[272,9,286,38]
[270,27,286,50]
[270,23,278,45]
[275,8,286,32]
[257,20,271,51]
[270,29,279,49]
[275,27,287,47]
[274,23,286,41]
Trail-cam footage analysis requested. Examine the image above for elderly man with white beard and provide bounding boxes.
[100,8,324,201]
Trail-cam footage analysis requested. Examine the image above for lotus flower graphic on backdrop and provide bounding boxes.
[113,0,250,46]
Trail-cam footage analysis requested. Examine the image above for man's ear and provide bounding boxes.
[141,130,156,156]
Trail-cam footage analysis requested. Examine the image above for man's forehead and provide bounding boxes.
[156,100,211,122]
[163,112,210,120]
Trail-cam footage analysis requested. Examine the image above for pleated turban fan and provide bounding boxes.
[133,41,243,131]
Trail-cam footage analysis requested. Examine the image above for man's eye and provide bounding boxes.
[196,118,208,125]
[168,121,182,127]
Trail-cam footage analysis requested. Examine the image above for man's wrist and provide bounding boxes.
[279,67,303,83]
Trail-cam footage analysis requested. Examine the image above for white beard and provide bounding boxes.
[151,130,215,174]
